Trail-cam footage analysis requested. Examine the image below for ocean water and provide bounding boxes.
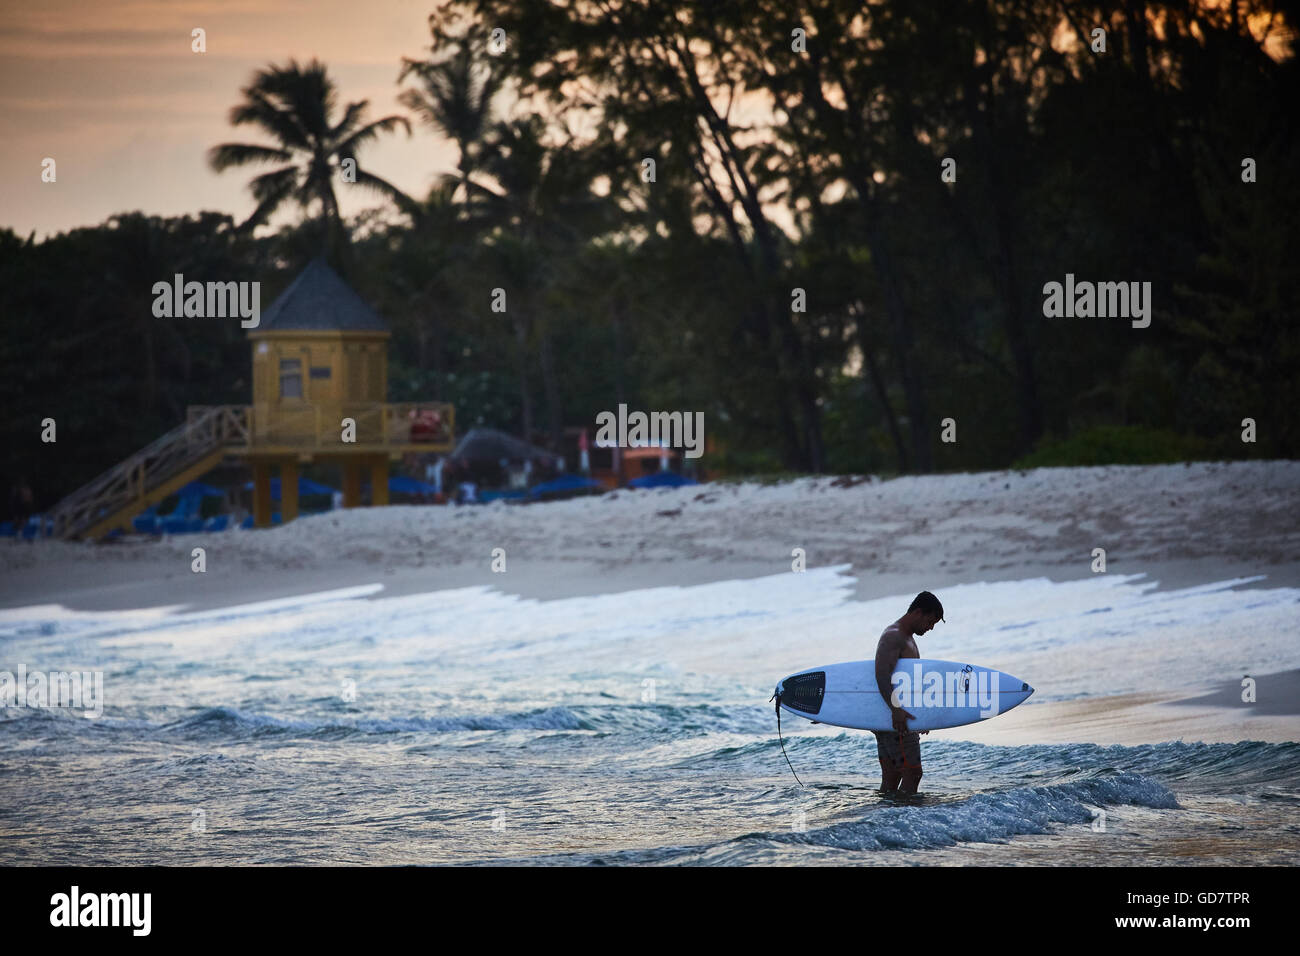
[1,569,1297,865]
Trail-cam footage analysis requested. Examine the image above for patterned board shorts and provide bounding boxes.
[874,730,922,771]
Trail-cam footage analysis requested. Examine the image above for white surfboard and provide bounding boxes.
[775,659,1033,732]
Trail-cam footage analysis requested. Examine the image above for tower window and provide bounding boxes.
[279,358,303,398]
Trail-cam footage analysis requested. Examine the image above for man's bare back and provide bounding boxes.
[877,622,920,662]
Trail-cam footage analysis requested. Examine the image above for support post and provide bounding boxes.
[342,461,362,508]
[280,459,299,523]
[371,456,389,507]
[252,461,272,528]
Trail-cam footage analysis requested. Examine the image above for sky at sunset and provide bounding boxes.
[5,1,1288,242]
[1,0,465,238]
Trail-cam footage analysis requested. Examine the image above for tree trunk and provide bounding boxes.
[513,312,534,441]
[611,295,627,408]
[537,318,564,450]
[795,49,928,470]
[967,69,1042,454]
[856,205,930,472]
[856,307,909,472]
[668,41,820,472]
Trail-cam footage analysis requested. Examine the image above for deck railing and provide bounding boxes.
[49,402,454,539]
[219,401,454,450]
[50,405,250,539]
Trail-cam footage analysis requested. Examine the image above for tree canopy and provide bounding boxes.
[4,0,1296,511]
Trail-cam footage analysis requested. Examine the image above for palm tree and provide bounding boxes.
[401,19,616,448]
[209,58,413,260]
[397,20,512,227]
[399,24,542,439]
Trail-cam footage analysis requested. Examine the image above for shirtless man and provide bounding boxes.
[873,591,944,794]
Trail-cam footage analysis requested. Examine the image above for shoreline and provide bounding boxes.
[3,461,1296,747]
[4,549,1298,614]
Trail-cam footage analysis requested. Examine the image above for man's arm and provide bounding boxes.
[875,632,914,732]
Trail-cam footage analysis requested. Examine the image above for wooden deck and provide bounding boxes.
[50,403,454,539]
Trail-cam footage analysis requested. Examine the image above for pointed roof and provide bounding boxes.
[257,258,388,333]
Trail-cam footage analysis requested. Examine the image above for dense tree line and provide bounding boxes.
[3,0,1297,512]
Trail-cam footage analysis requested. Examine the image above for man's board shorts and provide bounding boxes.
[874,730,922,771]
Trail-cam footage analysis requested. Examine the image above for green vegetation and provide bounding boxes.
[1012,426,1214,469]
[3,2,1296,512]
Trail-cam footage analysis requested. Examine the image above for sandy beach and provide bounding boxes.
[5,459,1298,604]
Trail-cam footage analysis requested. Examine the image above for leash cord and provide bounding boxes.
[771,691,805,788]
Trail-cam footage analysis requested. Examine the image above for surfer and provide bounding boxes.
[873,591,944,794]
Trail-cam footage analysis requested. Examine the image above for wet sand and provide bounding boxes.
[945,677,1300,746]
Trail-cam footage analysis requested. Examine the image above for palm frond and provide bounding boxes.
[240,166,298,230]
[351,170,419,218]
[336,115,412,156]
[228,89,312,151]
[207,142,293,172]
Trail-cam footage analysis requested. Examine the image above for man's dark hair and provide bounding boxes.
[908,591,944,621]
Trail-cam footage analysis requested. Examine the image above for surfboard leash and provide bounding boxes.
[770,691,805,788]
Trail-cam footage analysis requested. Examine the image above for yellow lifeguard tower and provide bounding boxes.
[51,259,455,538]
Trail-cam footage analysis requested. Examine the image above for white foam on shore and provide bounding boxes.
[3,567,1296,708]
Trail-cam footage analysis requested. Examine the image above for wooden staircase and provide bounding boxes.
[50,406,251,540]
